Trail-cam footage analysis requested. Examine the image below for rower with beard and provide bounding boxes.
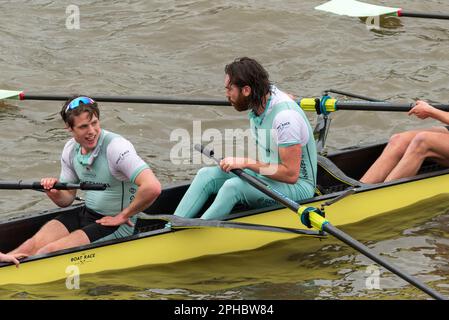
[173,57,317,220]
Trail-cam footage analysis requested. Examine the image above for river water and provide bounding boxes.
[1,0,449,300]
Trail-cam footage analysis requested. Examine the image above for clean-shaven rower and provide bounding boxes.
[9,96,161,255]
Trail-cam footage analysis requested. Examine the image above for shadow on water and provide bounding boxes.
[359,15,405,36]
[1,195,449,300]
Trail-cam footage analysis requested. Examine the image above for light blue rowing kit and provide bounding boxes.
[60,129,149,241]
[174,86,317,220]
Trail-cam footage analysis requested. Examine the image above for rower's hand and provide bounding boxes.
[409,100,435,119]
[219,157,250,173]
[40,177,60,194]
[96,214,134,227]
[0,252,28,268]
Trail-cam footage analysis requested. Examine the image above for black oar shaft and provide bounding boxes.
[23,94,230,106]
[20,93,449,113]
[0,181,107,190]
[300,98,449,113]
[337,101,413,111]
[400,11,449,20]
[322,223,446,300]
[336,101,449,112]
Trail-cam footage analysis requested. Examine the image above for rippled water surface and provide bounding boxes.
[1,0,449,300]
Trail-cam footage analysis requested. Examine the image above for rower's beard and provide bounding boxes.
[229,94,251,112]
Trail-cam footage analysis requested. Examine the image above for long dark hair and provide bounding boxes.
[224,57,271,112]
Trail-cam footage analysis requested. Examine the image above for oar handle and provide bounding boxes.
[336,101,416,111]
[58,182,108,190]
[0,181,107,190]
[337,101,449,112]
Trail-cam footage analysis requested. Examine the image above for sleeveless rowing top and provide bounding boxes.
[60,129,149,216]
[248,86,317,189]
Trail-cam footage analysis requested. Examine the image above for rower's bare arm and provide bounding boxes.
[122,168,162,218]
[41,177,77,207]
[220,145,302,184]
[409,100,449,124]
[96,168,162,226]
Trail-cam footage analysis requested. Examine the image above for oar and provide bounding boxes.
[137,213,326,237]
[0,181,107,190]
[196,144,446,300]
[3,89,449,114]
[316,0,449,20]
[0,90,229,106]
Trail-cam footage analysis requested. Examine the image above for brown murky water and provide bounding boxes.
[1,0,449,300]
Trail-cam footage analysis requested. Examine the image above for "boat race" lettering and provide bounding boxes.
[70,253,95,264]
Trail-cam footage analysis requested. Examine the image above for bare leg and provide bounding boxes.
[36,229,90,255]
[360,127,449,184]
[8,220,69,256]
[360,131,420,184]
[385,131,449,182]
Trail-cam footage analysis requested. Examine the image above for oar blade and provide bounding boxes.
[315,0,400,17]
[0,90,23,101]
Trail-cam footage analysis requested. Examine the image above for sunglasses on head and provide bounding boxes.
[65,96,95,114]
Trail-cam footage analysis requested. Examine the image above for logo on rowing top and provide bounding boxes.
[276,121,291,131]
[116,150,130,165]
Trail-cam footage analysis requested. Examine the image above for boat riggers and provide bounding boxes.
[0,181,107,190]
[137,213,326,237]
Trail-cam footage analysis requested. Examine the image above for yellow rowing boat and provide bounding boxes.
[1,142,448,286]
